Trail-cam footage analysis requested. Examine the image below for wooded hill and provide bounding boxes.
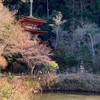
[1,0,100,73]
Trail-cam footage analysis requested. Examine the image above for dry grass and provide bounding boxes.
[39,73,59,90]
[0,74,58,100]
[0,76,40,100]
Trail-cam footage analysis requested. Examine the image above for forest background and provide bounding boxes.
[1,0,100,74]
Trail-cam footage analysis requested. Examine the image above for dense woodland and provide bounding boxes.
[0,0,100,74]
[1,1,100,99]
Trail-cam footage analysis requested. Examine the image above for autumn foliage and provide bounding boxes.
[0,2,53,74]
[0,56,8,69]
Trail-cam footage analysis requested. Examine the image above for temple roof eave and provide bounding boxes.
[17,16,47,26]
[25,28,47,35]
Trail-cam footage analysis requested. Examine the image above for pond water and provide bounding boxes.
[30,92,100,100]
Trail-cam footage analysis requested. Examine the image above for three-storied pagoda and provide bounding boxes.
[17,0,47,35]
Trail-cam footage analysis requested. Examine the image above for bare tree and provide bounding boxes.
[5,37,52,74]
[50,11,66,49]
[0,2,53,74]
[73,21,100,71]
[74,21,100,56]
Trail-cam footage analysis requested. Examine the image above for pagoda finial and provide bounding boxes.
[30,0,33,17]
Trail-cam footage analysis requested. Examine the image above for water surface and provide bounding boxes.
[30,92,100,100]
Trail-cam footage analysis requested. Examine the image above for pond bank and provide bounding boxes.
[42,73,100,93]
[0,73,100,100]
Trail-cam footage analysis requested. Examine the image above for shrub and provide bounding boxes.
[45,61,59,71]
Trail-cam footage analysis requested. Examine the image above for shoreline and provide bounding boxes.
[41,73,100,94]
[1,73,100,99]
[43,88,100,94]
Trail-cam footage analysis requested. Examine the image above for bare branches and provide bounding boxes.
[5,34,52,74]
[50,12,67,49]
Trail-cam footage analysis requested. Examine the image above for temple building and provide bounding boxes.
[17,16,47,35]
[17,0,47,40]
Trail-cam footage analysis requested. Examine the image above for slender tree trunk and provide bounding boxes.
[47,0,49,18]
[72,0,75,17]
[79,0,83,19]
[55,25,59,49]
[0,68,1,73]
[10,64,13,75]
[88,34,95,73]
[0,44,8,55]
[31,65,35,75]
[89,34,95,56]
[0,68,1,77]
[0,45,5,55]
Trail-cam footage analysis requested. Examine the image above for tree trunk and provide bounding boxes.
[0,68,1,77]
[0,68,1,73]
[89,34,95,56]
[0,44,8,55]
[10,65,13,75]
[72,0,75,17]
[47,0,49,18]
[79,0,83,19]
[55,25,60,49]
[88,34,95,73]
[31,65,35,75]
[0,45,5,55]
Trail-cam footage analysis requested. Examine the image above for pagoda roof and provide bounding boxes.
[17,16,47,26]
[25,28,47,35]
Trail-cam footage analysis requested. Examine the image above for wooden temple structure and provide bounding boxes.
[17,16,47,35]
[17,0,47,37]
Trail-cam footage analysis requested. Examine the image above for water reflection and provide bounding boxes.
[30,93,100,100]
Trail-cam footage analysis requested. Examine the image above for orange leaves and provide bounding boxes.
[0,56,8,69]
